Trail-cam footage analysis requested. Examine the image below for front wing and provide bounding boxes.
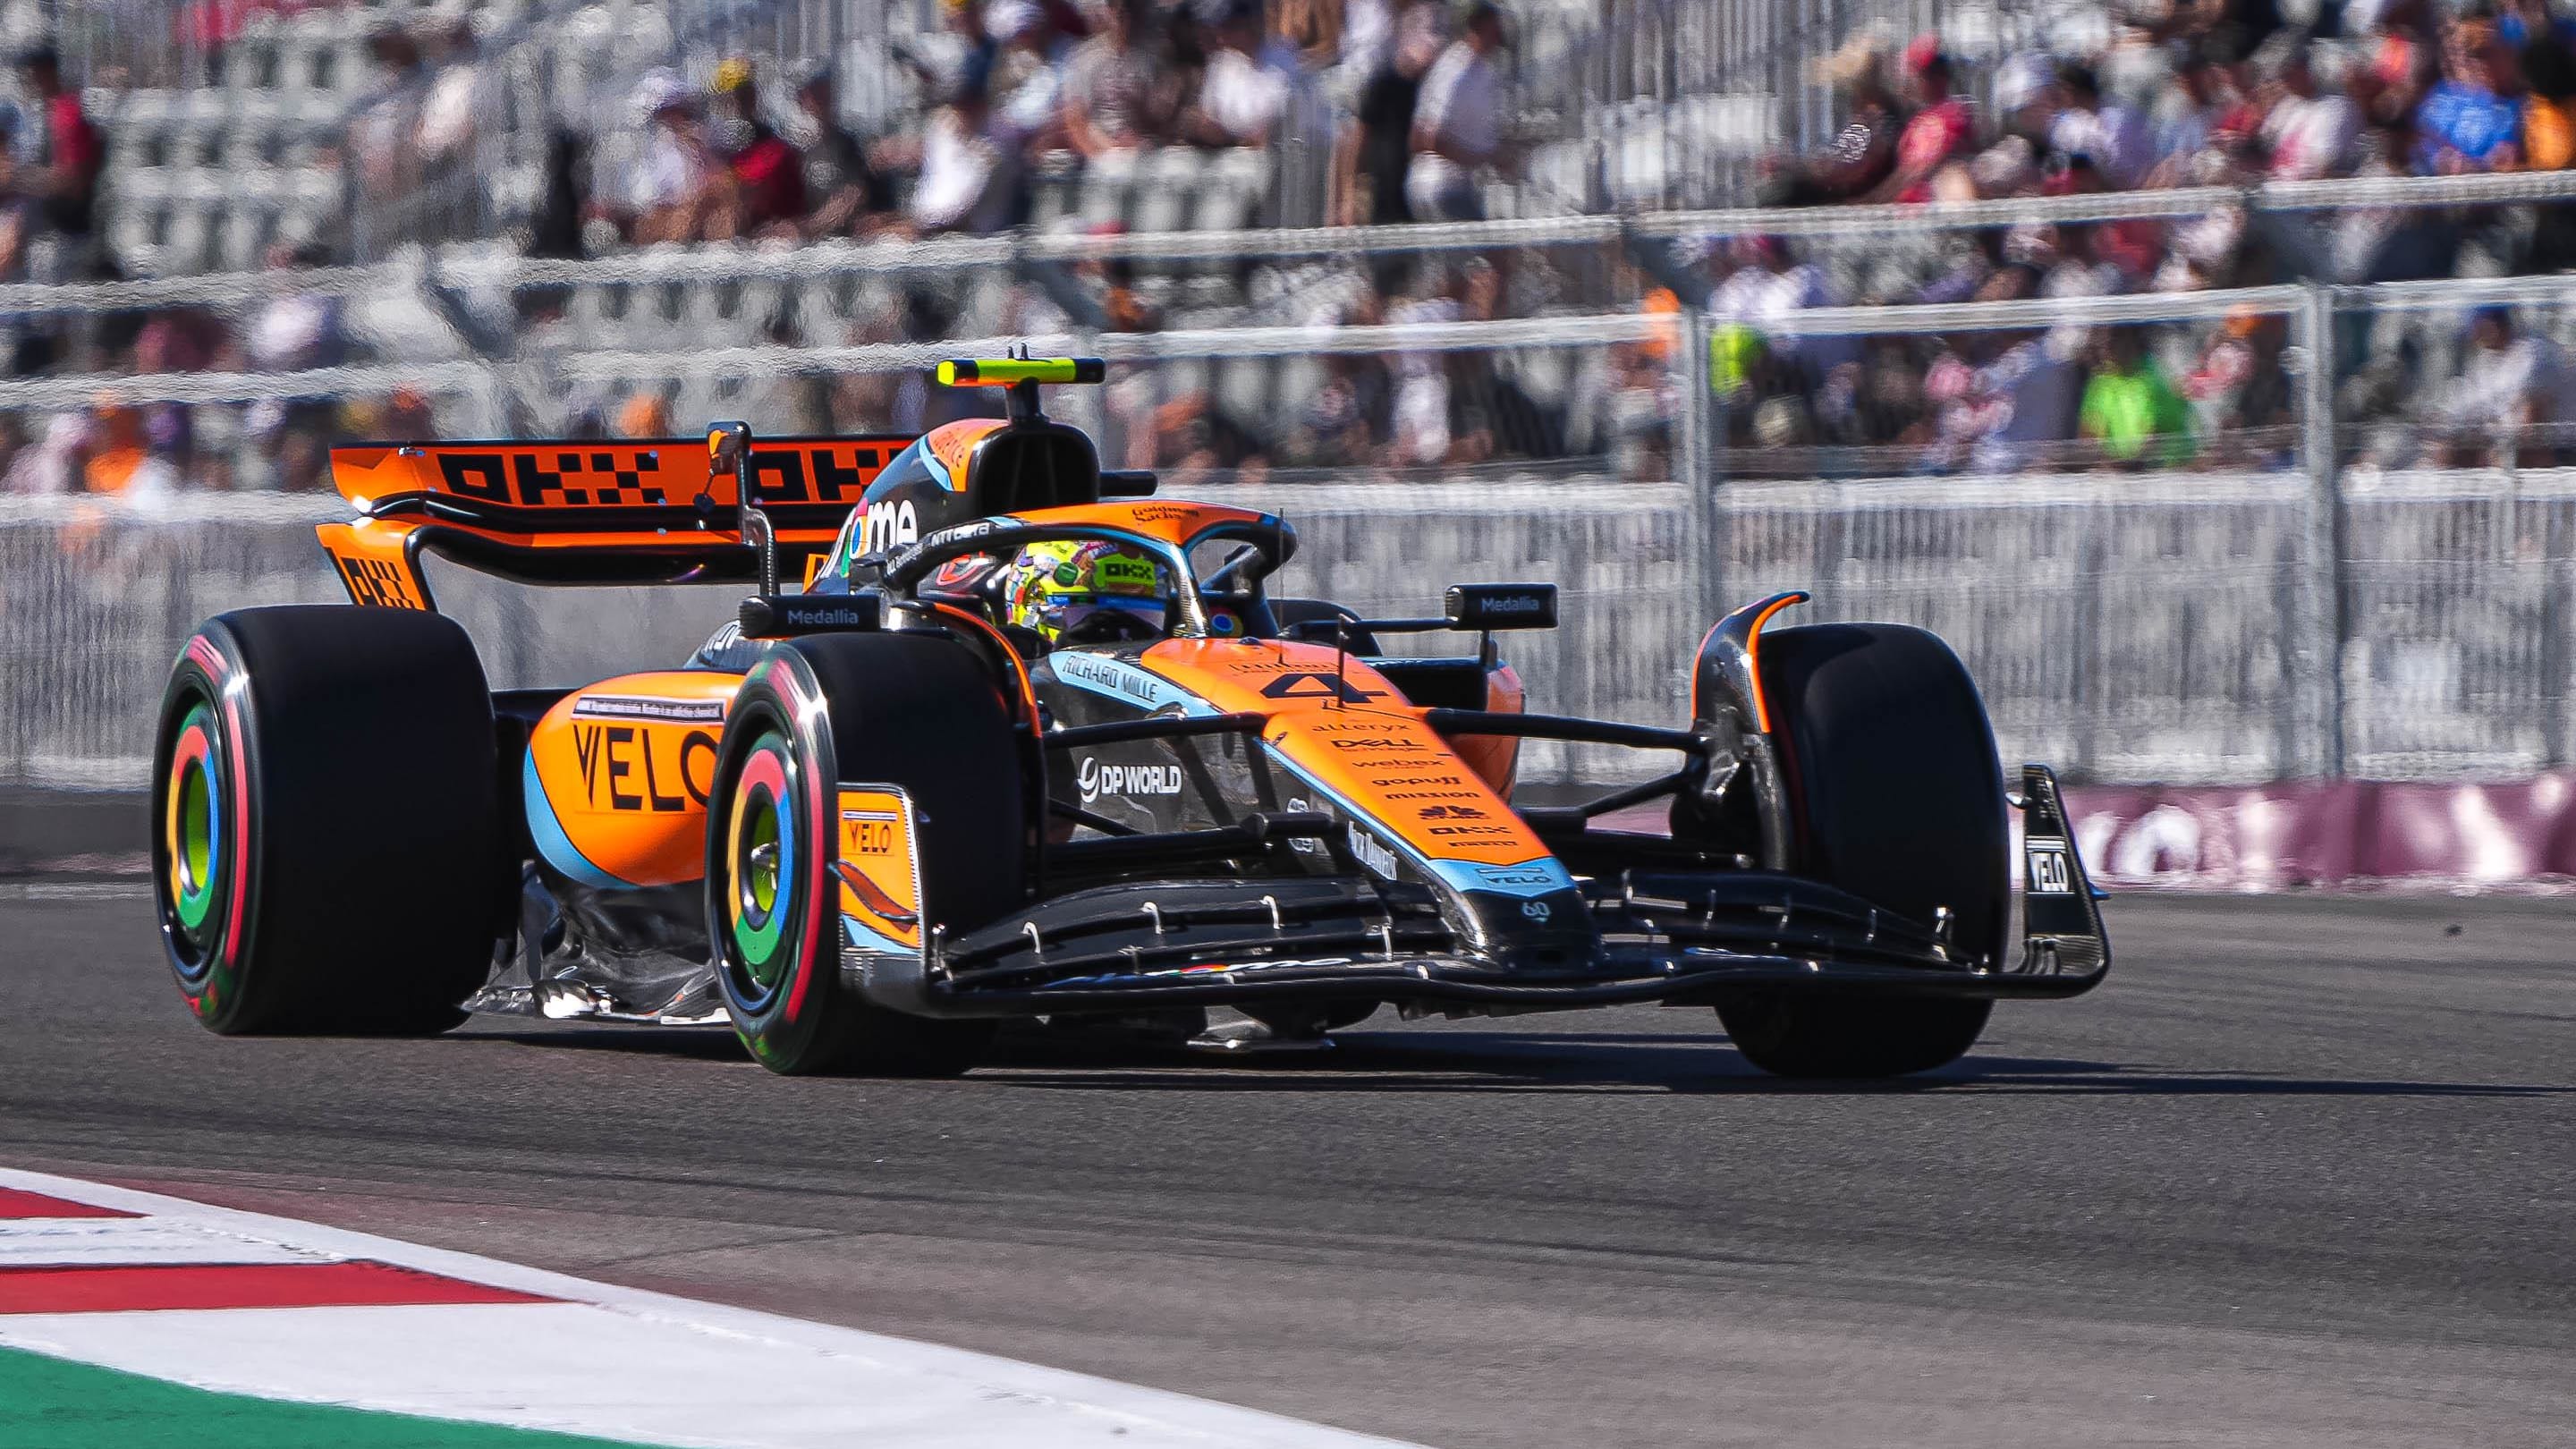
[843,766,2109,1021]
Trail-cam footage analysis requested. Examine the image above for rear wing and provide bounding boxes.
[319,435,911,601]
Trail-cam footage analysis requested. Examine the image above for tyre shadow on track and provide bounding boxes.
[462,1024,2576,1099]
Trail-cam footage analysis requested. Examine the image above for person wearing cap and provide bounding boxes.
[1406,0,1505,221]
[709,57,807,235]
[1865,37,1973,204]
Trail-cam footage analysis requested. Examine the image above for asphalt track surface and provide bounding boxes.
[3,885,2572,1449]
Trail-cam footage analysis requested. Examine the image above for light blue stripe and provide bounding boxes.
[839,914,919,955]
[521,750,639,892]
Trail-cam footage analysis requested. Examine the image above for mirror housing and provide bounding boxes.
[1445,583,1558,631]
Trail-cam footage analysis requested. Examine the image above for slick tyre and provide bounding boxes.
[1715,623,2004,1079]
[151,606,504,1035]
[708,631,1025,1077]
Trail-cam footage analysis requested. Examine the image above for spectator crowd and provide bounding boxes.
[13,0,2576,494]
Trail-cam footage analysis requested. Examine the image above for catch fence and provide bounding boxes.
[13,269,2576,790]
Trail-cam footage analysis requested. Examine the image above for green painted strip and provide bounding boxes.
[0,1346,651,1449]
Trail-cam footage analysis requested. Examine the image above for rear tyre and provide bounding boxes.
[709,631,1025,1076]
[150,607,503,1035]
[1713,623,2003,1078]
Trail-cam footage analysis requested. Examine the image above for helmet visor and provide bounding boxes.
[1053,595,1168,639]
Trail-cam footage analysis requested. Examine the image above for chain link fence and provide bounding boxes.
[13,269,2576,792]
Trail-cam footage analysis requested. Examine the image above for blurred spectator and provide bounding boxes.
[619,72,724,244]
[794,65,895,240]
[1707,235,1852,392]
[2148,43,2233,181]
[7,43,103,282]
[1275,0,1346,70]
[896,0,1001,103]
[2435,304,2576,462]
[1388,263,1463,462]
[3,411,86,494]
[1758,37,1900,206]
[2334,114,2462,284]
[1063,0,1162,159]
[1866,39,1974,203]
[2080,327,2193,467]
[1335,0,1441,227]
[2524,36,2576,169]
[616,390,675,439]
[349,26,427,220]
[416,14,487,174]
[1966,267,2085,472]
[82,400,177,500]
[1407,1,1504,221]
[2182,309,2294,464]
[886,80,1021,234]
[384,386,438,443]
[987,2,1068,147]
[1292,349,1394,466]
[709,58,807,237]
[1190,0,1294,149]
[2050,64,2151,189]
[2416,16,2522,172]
[2256,32,2359,180]
[132,307,233,374]
[244,244,344,373]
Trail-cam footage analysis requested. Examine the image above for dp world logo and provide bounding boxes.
[1077,756,1185,803]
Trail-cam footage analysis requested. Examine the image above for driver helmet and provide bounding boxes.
[1001,538,1172,646]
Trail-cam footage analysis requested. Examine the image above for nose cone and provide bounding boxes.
[1435,858,1597,972]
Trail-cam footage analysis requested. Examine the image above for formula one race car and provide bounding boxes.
[150,358,2107,1079]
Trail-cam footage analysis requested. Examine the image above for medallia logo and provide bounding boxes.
[1078,756,1186,803]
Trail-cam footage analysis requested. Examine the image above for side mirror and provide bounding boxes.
[1445,583,1557,631]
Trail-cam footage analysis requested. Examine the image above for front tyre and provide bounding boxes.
[1714,623,2003,1079]
[708,632,1024,1076]
[151,607,503,1035]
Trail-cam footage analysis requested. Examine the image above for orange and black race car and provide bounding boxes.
[150,359,2107,1079]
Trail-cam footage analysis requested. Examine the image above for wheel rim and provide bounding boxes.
[163,700,225,964]
[724,736,797,1002]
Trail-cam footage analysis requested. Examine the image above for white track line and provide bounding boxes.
[0,1168,1427,1449]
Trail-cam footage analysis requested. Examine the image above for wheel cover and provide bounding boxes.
[723,736,797,1001]
[162,700,225,967]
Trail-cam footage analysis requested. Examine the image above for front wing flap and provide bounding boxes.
[855,765,2108,1019]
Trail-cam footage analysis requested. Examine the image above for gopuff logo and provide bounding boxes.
[1077,756,1185,804]
[1521,900,1552,922]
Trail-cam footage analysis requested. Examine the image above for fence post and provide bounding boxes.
[2298,280,2349,778]
[1680,306,1729,626]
